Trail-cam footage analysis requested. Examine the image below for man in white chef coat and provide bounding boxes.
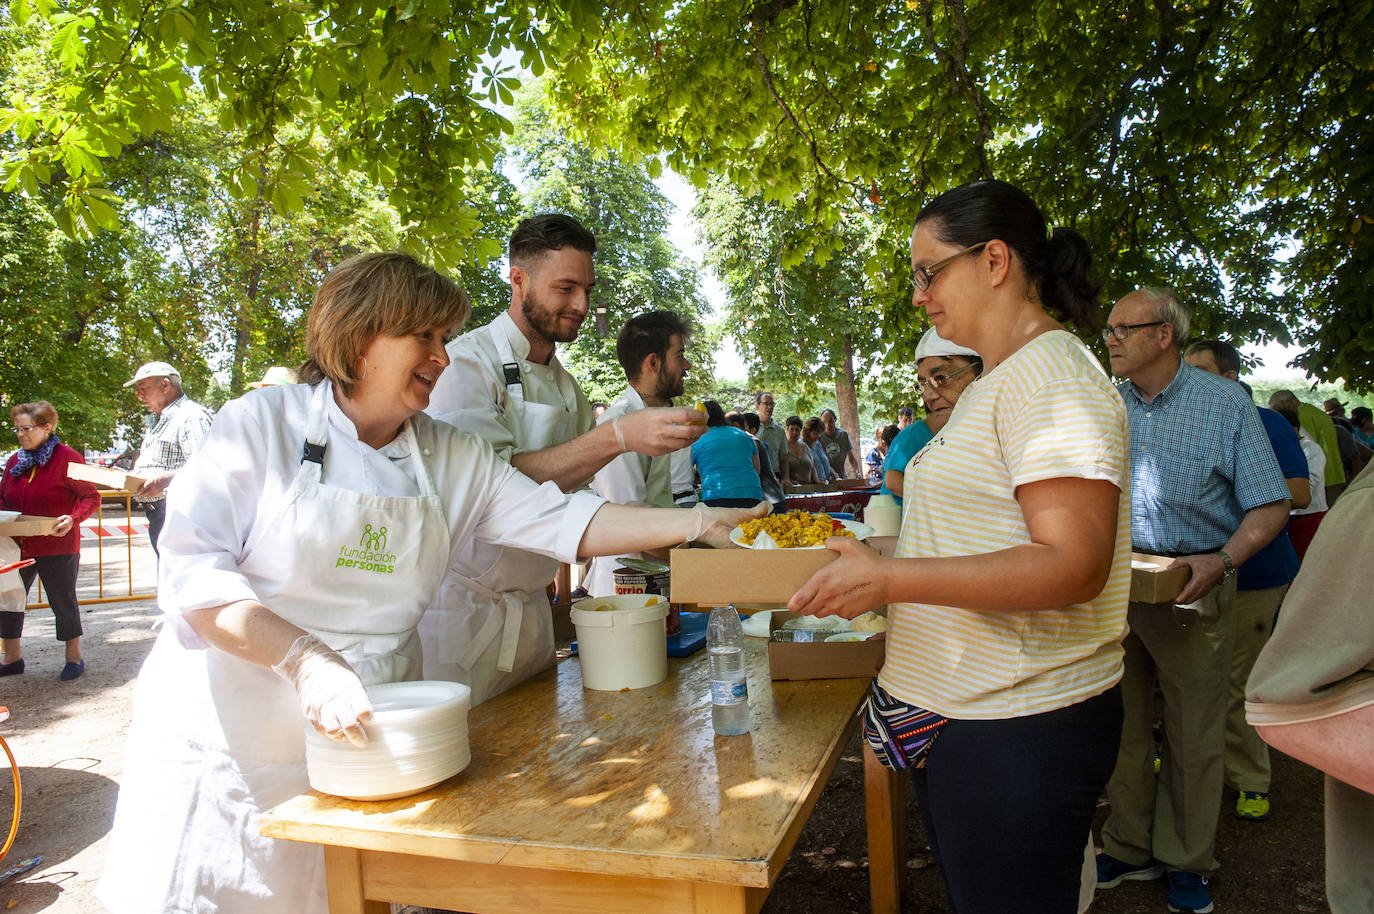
[583,310,694,595]
[422,213,707,703]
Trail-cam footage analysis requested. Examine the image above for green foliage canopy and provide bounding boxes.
[547,0,1374,388]
[1,0,562,269]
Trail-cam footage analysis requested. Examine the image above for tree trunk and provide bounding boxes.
[230,196,266,394]
[835,333,862,478]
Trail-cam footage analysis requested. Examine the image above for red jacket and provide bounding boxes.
[1,442,101,556]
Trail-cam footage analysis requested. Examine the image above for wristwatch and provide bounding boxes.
[1216,549,1236,578]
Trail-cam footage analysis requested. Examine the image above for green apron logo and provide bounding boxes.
[335,523,397,573]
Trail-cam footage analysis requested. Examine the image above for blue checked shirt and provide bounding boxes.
[1119,360,1290,555]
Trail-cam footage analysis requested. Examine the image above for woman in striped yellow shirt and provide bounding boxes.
[791,180,1131,913]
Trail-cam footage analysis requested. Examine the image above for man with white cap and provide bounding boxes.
[125,361,214,554]
[880,326,981,504]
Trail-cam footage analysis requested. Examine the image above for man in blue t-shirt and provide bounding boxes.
[1185,341,1310,823]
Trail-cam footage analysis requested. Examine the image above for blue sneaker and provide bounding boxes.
[1096,852,1164,888]
[1167,871,1214,913]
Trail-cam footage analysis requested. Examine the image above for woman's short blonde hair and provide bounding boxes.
[300,252,471,396]
[11,401,57,427]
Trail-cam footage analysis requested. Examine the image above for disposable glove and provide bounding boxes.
[272,633,373,747]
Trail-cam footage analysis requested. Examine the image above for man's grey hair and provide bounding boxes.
[1135,286,1191,345]
[1268,389,1300,410]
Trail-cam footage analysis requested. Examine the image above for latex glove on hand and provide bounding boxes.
[691,501,771,549]
[614,407,708,455]
[272,633,373,747]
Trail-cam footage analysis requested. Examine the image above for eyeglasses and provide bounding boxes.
[1101,321,1166,343]
[917,363,977,392]
[914,242,988,291]
[12,425,38,435]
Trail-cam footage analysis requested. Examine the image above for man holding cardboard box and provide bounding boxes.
[1184,339,1311,823]
[1097,289,1291,914]
[126,361,214,555]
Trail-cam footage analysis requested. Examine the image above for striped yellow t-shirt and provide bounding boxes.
[877,329,1131,719]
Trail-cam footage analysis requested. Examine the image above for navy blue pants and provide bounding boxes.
[144,499,166,556]
[913,686,1123,914]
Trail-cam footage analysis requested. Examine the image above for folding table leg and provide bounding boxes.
[864,741,907,914]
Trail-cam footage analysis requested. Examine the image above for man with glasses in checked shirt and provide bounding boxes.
[1094,288,1292,914]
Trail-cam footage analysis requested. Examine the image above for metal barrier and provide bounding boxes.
[27,490,155,609]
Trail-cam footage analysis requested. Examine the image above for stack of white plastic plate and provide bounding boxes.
[305,680,472,801]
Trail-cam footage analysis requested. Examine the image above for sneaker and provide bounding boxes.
[1236,790,1271,820]
[1167,871,1214,913]
[1096,852,1164,889]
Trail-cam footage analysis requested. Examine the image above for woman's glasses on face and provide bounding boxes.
[913,242,989,291]
[917,363,977,393]
[12,425,38,435]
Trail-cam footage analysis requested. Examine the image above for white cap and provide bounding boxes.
[913,326,979,363]
[123,361,181,388]
[248,366,298,389]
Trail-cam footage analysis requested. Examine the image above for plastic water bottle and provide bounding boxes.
[708,605,751,735]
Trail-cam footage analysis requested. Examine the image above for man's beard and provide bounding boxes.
[520,287,582,345]
[654,363,685,401]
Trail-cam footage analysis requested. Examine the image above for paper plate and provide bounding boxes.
[729,518,875,550]
[741,609,784,638]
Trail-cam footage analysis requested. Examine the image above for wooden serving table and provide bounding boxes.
[261,640,906,914]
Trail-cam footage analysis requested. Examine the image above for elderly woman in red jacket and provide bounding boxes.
[1,401,100,680]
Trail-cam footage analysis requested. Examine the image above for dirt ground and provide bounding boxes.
[0,533,1333,913]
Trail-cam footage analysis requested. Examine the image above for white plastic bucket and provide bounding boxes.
[305,680,472,801]
[570,594,669,691]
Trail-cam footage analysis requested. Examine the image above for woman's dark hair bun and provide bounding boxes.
[1043,227,1101,333]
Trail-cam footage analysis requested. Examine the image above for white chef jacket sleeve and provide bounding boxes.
[426,339,522,462]
[428,420,605,562]
[156,396,280,615]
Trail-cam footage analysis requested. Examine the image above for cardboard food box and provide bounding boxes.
[669,536,900,608]
[831,477,872,490]
[766,610,886,680]
[0,515,62,537]
[787,479,871,495]
[1129,552,1192,604]
[670,544,834,606]
[67,462,146,491]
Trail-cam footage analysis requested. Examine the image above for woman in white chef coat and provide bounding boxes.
[98,253,763,914]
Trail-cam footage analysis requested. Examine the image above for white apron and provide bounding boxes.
[99,382,451,914]
[420,327,581,705]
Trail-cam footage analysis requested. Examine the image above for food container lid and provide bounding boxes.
[571,595,669,628]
